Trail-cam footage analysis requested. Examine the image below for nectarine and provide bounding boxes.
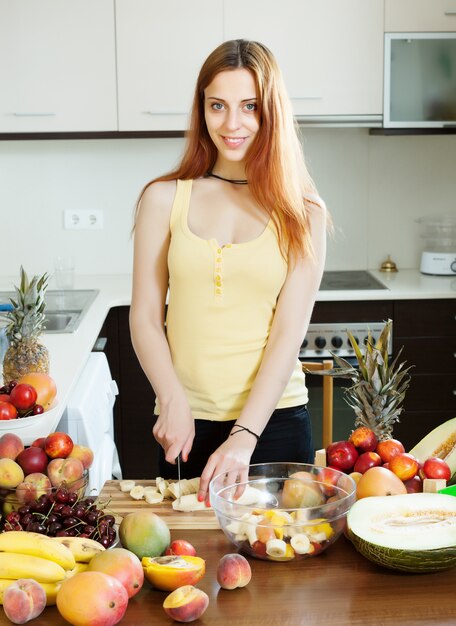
[3,578,46,624]
[217,553,251,590]
[163,585,209,623]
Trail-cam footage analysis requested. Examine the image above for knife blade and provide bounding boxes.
[176,454,181,505]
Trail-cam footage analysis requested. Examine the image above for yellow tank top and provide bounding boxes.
[164,179,308,421]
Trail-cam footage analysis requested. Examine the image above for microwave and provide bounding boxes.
[384,33,456,128]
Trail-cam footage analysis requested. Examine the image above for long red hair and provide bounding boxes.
[135,39,321,260]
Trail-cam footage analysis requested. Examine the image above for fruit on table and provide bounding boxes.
[2,578,46,624]
[403,475,423,493]
[56,571,129,626]
[2,267,50,384]
[326,440,359,471]
[15,472,52,504]
[165,539,197,557]
[348,426,378,453]
[216,553,251,589]
[0,434,24,460]
[0,531,75,571]
[356,466,407,499]
[52,536,105,563]
[163,585,209,623]
[353,451,382,474]
[68,444,94,470]
[17,373,57,410]
[44,432,74,460]
[88,548,144,598]
[422,457,451,481]
[388,452,420,481]
[142,555,205,591]
[16,446,48,475]
[0,458,24,488]
[375,438,405,464]
[409,417,456,481]
[347,493,456,573]
[0,578,60,608]
[0,552,66,584]
[119,511,171,559]
[46,457,84,488]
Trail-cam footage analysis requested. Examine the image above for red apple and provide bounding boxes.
[389,452,420,481]
[165,540,197,557]
[353,451,382,474]
[375,439,405,463]
[44,432,74,459]
[422,457,451,481]
[31,437,46,449]
[326,440,359,472]
[16,446,49,475]
[348,427,378,453]
[9,383,37,411]
[404,475,423,493]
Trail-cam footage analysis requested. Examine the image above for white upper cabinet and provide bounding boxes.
[223,0,384,119]
[0,0,117,133]
[116,0,223,131]
[385,0,456,32]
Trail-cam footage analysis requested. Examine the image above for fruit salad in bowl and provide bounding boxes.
[209,463,356,562]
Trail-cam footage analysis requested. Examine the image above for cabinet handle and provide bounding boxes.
[13,112,56,117]
[453,390,456,396]
[142,110,187,116]
[444,10,456,14]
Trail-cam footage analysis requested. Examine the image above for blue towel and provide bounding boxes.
[0,304,13,312]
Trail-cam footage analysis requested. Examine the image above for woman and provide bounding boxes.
[130,39,327,503]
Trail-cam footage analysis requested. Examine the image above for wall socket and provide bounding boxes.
[64,209,104,230]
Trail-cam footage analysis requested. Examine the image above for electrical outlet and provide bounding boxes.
[64,210,104,230]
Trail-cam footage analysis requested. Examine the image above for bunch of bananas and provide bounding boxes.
[0,531,105,606]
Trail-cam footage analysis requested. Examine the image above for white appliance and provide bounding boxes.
[417,216,456,276]
[58,352,122,494]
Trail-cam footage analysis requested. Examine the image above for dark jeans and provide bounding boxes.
[158,404,313,479]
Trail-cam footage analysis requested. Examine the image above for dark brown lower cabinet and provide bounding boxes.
[101,299,455,478]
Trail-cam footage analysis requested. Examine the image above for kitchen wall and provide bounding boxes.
[1,129,455,283]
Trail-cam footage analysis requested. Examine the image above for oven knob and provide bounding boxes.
[302,338,308,349]
[331,336,343,349]
[315,336,326,349]
[350,336,359,347]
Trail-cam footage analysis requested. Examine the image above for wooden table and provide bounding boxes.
[1,530,455,625]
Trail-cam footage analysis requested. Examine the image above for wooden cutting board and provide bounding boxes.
[99,480,220,530]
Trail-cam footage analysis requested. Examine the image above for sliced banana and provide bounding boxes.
[144,489,164,504]
[265,538,287,558]
[119,480,136,492]
[290,533,311,555]
[172,493,208,512]
[129,485,145,500]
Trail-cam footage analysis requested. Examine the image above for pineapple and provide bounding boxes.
[306,320,412,441]
[2,267,50,384]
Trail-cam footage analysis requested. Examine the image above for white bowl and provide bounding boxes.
[0,401,62,445]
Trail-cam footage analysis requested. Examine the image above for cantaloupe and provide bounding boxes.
[347,493,456,573]
[409,417,456,482]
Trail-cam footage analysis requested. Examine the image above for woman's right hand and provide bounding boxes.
[152,394,195,463]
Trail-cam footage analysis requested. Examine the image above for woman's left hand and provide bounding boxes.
[198,430,257,504]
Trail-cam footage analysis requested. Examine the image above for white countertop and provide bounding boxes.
[0,270,454,425]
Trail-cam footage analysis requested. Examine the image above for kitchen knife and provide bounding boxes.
[176,454,181,505]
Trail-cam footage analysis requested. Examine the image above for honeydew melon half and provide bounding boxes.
[409,417,456,482]
[347,493,456,573]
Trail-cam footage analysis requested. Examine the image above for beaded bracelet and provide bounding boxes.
[229,425,260,442]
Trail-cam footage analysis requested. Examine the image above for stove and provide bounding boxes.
[319,271,388,291]
[300,271,391,359]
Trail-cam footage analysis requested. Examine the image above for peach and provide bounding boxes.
[0,433,24,461]
[3,578,46,624]
[88,548,144,598]
[47,457,84,488]
[282,472,324,508]
[16,473,52,503]
[349,427,378,453]
[0,458,25,489]
[216,553,251,590]
[56,571,128,626]
[389,452,420,481]
[68,444,94,470]
[375,438,405,463]
[163,585,209,623]
[348,471,363,485]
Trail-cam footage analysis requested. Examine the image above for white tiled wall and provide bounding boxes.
[1,129,455,281]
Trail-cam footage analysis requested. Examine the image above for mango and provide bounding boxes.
[119,511,170,559]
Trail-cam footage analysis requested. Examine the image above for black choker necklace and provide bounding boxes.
[206,172,248,185]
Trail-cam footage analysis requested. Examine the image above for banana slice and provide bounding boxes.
[144,489,164,504]
[265,538,287,558]
[120,480,136,492]
[129,485,145,500]
[156,477,170,496]
[290,534,311,555]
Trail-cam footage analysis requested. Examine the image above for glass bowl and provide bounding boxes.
[209,463,356,562]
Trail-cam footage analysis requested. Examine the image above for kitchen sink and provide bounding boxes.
[0,289,99,334]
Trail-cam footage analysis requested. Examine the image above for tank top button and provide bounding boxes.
[217,247,222,254]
